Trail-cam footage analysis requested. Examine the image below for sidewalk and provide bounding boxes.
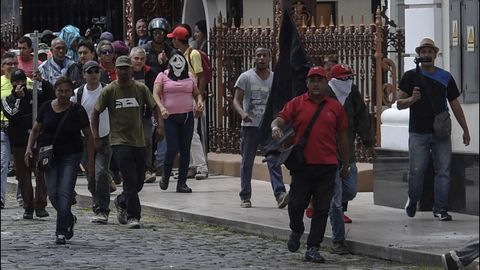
[8,172,478,268]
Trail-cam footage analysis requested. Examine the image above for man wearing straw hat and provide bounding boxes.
[397,37,470,221]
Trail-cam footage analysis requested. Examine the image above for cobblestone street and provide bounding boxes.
[1,191,438,270]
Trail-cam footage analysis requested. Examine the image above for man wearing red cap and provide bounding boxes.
[397,37,470,221]
[326,63,374,254]
[168,25,209,180]
[271,66,349,263]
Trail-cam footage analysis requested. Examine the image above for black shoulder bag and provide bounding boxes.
[37,104,72,171]
[275,101,326,171]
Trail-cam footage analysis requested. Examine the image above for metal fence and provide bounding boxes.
[207,7,404,162]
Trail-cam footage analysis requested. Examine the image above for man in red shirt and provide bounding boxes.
[271,66,350,263]
[17,36,42,78]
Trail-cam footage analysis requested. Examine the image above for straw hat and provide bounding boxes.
[415,38,439,54]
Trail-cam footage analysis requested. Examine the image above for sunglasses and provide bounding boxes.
[100,49,113,55]
[152,30,166,36]
[86,68,100,74]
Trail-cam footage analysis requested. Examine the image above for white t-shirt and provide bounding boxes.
[71,84,110,138]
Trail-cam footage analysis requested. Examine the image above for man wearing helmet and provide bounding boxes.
[141,17,174,75]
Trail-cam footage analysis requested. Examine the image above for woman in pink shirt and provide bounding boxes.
[153,51,203,193]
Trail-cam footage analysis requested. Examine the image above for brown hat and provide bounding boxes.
[415,38,439,54]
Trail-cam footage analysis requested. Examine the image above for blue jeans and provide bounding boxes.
[163,112,194,185]
[407,132,451,212]
[239,127,285,200]
[45,152,82,235]
[1,130,10,205]
[329,162,358,243]
[81,136,112,214]
[155,139,167,167]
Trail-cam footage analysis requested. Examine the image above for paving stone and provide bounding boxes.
[1,192,433,269]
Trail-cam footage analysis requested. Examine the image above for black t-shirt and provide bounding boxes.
[37,101,89,156]
[399,67,460,133]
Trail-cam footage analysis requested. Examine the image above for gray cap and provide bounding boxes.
[83,60,100,72]
[115,55,132,67]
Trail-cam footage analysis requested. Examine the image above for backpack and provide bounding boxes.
[187,48,212,84]
[75,82,107,104]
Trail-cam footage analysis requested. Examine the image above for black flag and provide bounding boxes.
[259,10,311,155]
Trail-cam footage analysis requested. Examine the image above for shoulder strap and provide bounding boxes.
[76,84,85,104]
[415,65,440,114]
[52,104,72,144]
[187,48,195,72]
[299,100,327,147]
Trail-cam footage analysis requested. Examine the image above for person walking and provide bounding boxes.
[135,19,150,46]
[153,51,204,193]
[168,25,209,180]
[271,66,349,263]
[397,38,470,221]
[326,63,374,254]
[2,69,54,219]
[16,36,42,78]
[129,46,158,183]
[233,47,288,209]
[92,56,164,228]
[25,76,94,244]
[38,38,75,86]
[71,60,111,224]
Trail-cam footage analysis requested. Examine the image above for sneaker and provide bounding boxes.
[405,198,417,217]
[276,192,289,209]
[159,175,169,190]
[240,199,252,208]
[187,167,196,179]
[195,171,209,180]
[441,251,460,270]
[434,211,453,221]
[304,246,325,263]
[287,231,303,252]
[56,234,66,245]
[144,171,156,183]
[35,208,50,218]
[114,197,127,225]
[127,218,141,229]
[305,207,313,219]
[343,214,352,224]
[17,198,24,207]
[66,215,77,240]
[23,209,34,219]
[331,241,351,255]
[176,183,192,193]
[91,212,108,224]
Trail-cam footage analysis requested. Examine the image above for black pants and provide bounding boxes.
[288,164,337,248]
[112,145,146,220]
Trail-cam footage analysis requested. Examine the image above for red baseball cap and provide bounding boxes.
[307,66,327,78]
[330,64,354,79]
[167,26,189,40]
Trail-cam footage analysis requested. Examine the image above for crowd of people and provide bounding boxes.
[0,17,211,243]
[0,18,477,269]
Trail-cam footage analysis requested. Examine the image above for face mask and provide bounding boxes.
[169,54,186,77]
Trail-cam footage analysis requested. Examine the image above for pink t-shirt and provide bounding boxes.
[17,56,42,78]
[154,70,196,114]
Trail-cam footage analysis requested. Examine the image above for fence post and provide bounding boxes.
[374,6,383,147]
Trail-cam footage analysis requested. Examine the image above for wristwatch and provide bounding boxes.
[272,126,280,131]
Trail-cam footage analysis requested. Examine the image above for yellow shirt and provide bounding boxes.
[183,47,203,80]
